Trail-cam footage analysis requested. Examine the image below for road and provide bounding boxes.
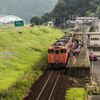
[91,57,100,100]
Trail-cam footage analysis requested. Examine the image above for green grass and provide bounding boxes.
[0,26,64,99]
[65,88,85,100]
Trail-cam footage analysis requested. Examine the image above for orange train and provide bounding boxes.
[48,34,73,68]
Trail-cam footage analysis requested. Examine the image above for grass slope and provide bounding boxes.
[65,88,85,100]
[0,26,64,94]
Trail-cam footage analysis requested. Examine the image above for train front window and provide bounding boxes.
[55,50,59,54]
[60,49,66,53]
[48,50,54,53]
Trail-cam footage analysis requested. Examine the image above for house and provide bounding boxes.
[47,21,54,26]
[66,20,75,27]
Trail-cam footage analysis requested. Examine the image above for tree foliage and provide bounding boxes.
[31,0,100,26]
[30,16,44,25]
[0,0,58,22]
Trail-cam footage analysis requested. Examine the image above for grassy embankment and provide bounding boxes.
[65,88,85,100]
[0,26,64,99]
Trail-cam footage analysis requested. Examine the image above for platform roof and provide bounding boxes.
[73,32,100,35]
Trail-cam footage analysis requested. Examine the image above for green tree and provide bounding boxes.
[30,0,100,26]
[30,16,44,25]
[42,13,50,22]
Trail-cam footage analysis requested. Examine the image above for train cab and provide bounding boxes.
[48,34,72,68]
[48,46,69,67]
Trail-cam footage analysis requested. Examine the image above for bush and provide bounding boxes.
[65,88,85,100]
[0,26,65,99]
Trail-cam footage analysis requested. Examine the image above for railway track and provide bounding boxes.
[24,69,89,100]
[36,70,61,100]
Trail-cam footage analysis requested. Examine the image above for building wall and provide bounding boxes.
[90,35,100,45]
[47,23,53,26]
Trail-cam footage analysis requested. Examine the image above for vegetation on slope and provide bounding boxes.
[31,0,100,26]
[0,26,64,99]
[65,88,85,100]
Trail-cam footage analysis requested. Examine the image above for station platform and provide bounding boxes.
[67,47,90,67]
[66,47,90,78]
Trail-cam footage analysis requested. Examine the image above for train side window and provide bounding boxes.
[48,50,54,53]
[55,50,59,54]
[60,49,66,53]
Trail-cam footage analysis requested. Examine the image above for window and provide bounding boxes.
[91,38,99,40]
[55,47,59,49]
[60,49,66,53]
[91,38,93,40]
[48,50,54,53]
[55,50,59,54]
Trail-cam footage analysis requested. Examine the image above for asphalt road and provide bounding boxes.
[91,57,100,100]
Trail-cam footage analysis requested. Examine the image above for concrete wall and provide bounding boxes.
[90,35,100,46]
[66,67,90,78]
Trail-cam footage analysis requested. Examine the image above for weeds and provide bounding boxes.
[0,26,64,99]
[65,88,85,100]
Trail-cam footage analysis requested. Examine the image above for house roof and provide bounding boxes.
[76,17,98,20]
[0,15,24,23]
[47,21,54,24]
[73,32,100,35]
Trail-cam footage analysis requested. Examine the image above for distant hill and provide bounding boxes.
[31,0,100,26]
[50,0,100,25]
[0,0,58,22]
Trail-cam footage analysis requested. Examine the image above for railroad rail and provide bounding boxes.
[36,70,61,100]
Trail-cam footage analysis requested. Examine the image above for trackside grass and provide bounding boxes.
[0,26,64,99]
[65,88,85,100]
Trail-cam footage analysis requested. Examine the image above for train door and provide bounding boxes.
[54,49,60,63]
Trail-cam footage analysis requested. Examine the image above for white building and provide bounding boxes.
[73,32,100,47]
[66,20,75,27]
[75,17,99,32]
[88,32,100,46]
[0,15,25,24]
[47,21,54,26]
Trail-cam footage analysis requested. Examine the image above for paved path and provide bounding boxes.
[67,47,86,66]
[91,57,100,100]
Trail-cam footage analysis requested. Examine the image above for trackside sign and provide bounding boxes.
[15,20,24,27]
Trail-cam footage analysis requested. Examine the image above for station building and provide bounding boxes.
[73,32,100,48]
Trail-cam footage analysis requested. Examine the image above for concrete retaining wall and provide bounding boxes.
[66,67,90,78]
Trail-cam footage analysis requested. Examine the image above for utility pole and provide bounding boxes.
[60,17,62,29]
[3,8,6,28]
[82,18,88,55]
[63,17,66,30]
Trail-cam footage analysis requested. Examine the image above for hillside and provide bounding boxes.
[31,0,100,26]
[50,0,100,25]
[0,0,58,22]
[0,26,64,99]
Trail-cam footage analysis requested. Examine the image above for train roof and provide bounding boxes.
[51,41,69,47]
[49,34,72,47]
[57,39,69,42]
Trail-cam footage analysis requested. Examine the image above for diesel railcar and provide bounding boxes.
[48,34,72,68]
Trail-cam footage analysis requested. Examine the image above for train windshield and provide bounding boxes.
[48,49,54,53]
[55,50,59,54]
[60,49,66,53]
